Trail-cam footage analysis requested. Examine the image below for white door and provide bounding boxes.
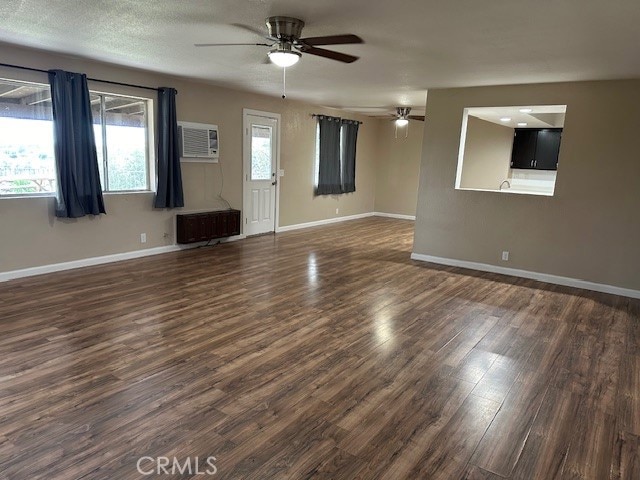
[243,113,278,236]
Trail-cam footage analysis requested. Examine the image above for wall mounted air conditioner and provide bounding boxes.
[178,121,219,162]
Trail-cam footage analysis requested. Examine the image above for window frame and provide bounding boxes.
[90,89,155,195]
[0,77,56,199]
[0,76,156,199]
[313,119,347,190]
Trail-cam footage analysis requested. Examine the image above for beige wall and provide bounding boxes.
[374,119,424,216]
[414,79,640,291]
[0,43,380,273]
[459,116,513,190]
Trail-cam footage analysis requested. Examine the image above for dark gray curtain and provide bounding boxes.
[48,69,105,218]
[341,120,359,193]
[315,115,342,195]
[154,87,184,208]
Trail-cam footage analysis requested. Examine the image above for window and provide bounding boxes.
[0,79,56,196]
[0,77,153,197]
[91,93,152,192]
[314,117,358,194]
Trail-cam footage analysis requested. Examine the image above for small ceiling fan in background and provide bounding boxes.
[196,16,364,67]
[391,107,425,126]
[384,107,425,138]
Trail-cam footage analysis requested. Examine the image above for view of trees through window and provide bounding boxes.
[0,79,150,196]
[0,117,56,195]
[251,125,272,181]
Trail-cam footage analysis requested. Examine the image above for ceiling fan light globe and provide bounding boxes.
[268,50,301,67]
[395,118,409,127]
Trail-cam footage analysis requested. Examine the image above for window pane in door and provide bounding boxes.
[251,125,272,181]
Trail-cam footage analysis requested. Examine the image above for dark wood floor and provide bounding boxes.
[1,217,639,479]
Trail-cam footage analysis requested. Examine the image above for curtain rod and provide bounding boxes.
[311,113,363,124]
[0,61,167,93]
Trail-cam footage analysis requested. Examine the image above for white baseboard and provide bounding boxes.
[276,212,375,233]
[1,245,183,282]
[0,234,247,283]
[410,253,640,300]
[221,234,246,243]
[374,212,416,221]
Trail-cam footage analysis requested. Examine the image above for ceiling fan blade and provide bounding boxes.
[301,46,359,63]
[408,115,426,121]
[299,34,363,46]
[194,43,272,47]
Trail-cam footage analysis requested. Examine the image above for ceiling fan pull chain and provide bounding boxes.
[282,66,286,99]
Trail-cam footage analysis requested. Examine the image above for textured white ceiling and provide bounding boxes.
[0,0,638,115]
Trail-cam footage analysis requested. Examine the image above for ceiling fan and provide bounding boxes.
[195,16,364,67]
[376,107,425,138]
[392,107,425,126]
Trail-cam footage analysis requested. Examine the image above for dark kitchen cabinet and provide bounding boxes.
[176,209,241,244]
[510,128,562,171]
[534,130,562,170]
[510,130,538,169]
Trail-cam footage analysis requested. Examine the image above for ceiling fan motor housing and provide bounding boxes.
[397,107,412,118]
[266,16,305,42]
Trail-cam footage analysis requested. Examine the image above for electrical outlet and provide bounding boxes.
[140,233,147,244]
[502,251,509,261]
[335,208,339,215]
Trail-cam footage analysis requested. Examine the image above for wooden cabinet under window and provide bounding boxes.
[176,209,241,244]
[511,128,562,170]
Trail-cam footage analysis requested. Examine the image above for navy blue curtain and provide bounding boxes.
[48,69,105,218]
[341,120,359,193]
[315,115,342,195]
[154,87,184,208]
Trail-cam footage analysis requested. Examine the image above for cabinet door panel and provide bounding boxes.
[184,217,199,243]
[216,214,229,238]
[534,130,562,170]
[197,214,210,241]
[208,213,218,238]
[511,130,537,169]
[228,211,240,236]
